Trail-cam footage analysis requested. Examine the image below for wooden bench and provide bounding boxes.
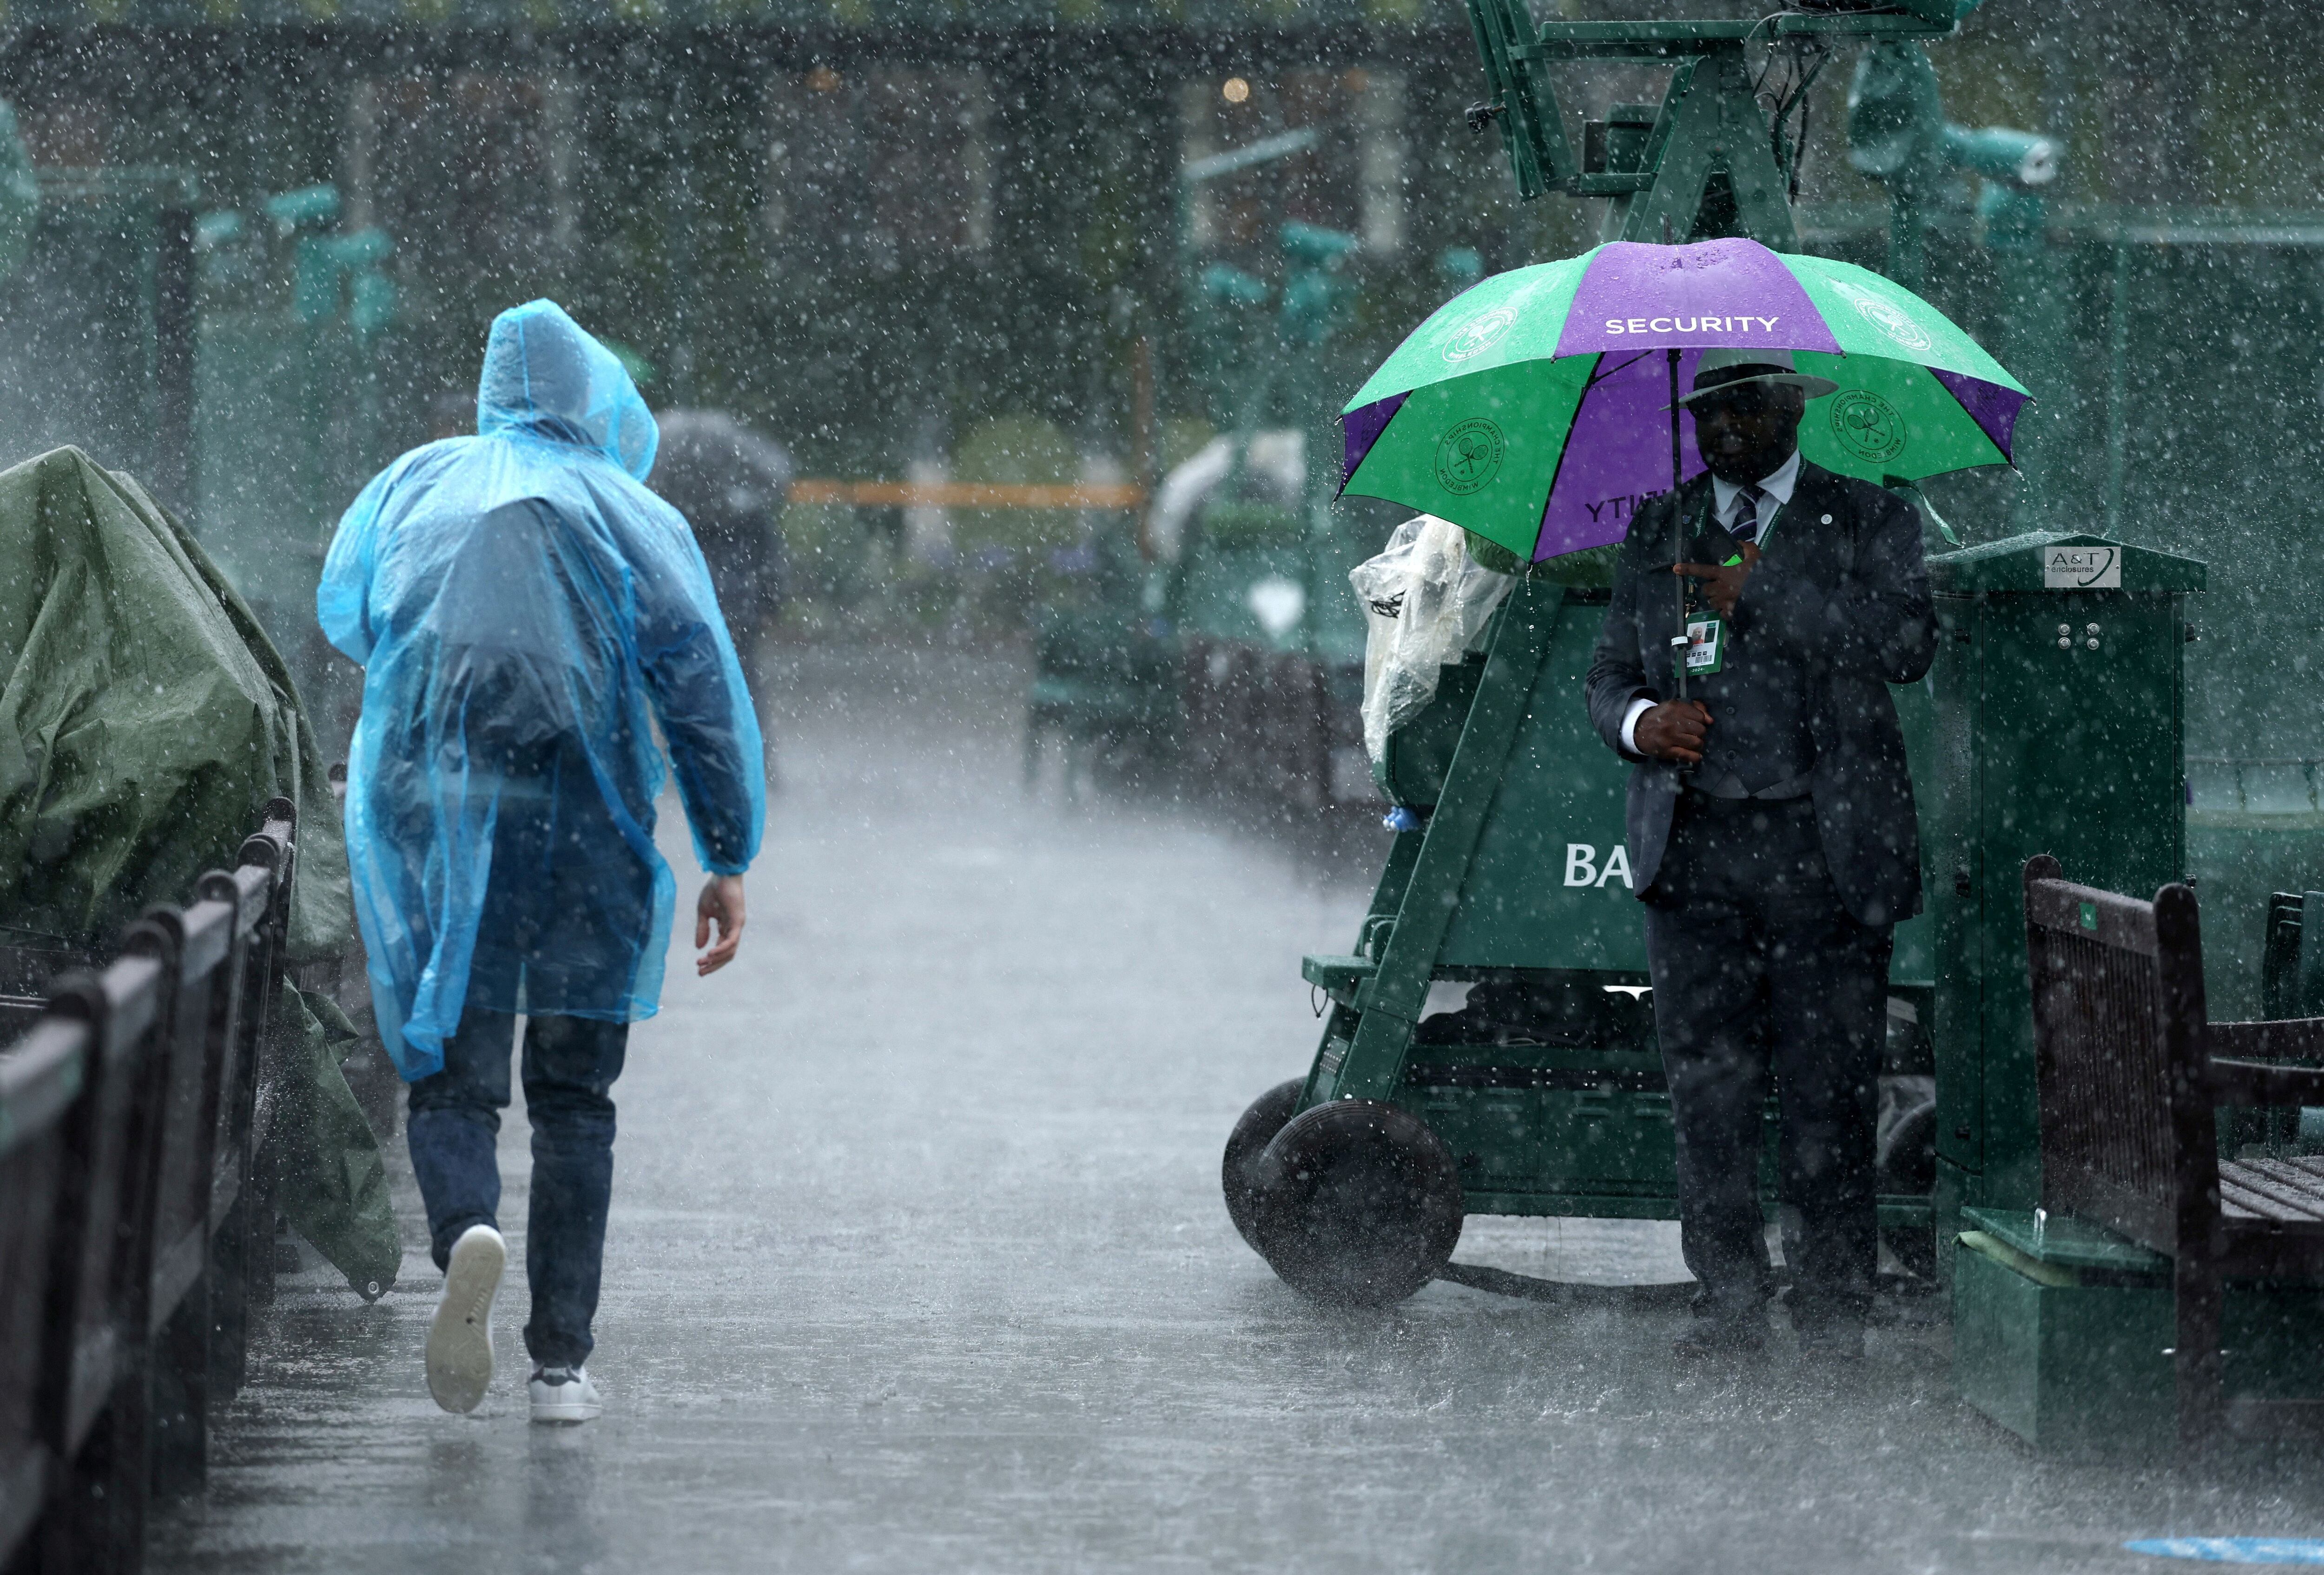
[2024,854,2324,1447]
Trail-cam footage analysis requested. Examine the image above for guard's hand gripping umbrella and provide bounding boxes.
[1338,237,2029,565]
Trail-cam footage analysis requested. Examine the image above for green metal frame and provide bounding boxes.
[1311,578,1570,1114]
[1464,1,1951,231]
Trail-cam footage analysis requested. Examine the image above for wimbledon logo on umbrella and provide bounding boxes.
[1441,307,1518,363]
[1435,419,1505,494]
[1828,277,1933,352]
[1829,389,1907,464]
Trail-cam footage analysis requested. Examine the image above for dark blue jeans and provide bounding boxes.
[406,1009,629,1367]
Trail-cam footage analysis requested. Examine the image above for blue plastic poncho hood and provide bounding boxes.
[320,300,765,1080]
[476,301,660,481]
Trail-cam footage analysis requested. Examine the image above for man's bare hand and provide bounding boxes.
[1673,539,1761,616]
[695,875,746,976]
[1635,699,1713,764]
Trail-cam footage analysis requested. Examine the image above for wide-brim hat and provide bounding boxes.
[1668,346,1840,408]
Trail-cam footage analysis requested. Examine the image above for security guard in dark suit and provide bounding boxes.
[1584,349,1937,1360]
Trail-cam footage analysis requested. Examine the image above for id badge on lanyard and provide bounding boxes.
[1685,610,1725,676]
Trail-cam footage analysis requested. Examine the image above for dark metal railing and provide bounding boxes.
[2185,756,2324,817]
[0,797,297,1575]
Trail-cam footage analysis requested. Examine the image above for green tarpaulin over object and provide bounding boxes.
[0,444,396,1294]
[272,981,401,1299]
[0,445,349,954]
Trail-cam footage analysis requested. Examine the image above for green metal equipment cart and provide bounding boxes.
[1223,561,1945,1305]
[1221,0,1966,1306]
[0,153,200,512]
[1218,1,2234,1320]
[1161,137,1376,814]
[1023,132,1382,813]
[191,182,397,759]
[1223,523,2205,1313]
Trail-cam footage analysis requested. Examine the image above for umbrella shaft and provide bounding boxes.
[1669,348,1687,701]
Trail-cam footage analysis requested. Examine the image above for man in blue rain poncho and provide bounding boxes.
[320,301,765,1424]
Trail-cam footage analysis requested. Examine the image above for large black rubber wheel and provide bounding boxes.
[1248,1099,1465,1308]
[1222,1080,1306,1252]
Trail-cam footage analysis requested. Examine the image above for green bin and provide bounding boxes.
[1922,533,2205,1235]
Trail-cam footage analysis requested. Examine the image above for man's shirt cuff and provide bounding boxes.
[1620,694,1656,755]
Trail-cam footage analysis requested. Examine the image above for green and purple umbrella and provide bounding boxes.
[1338,237,2029,563]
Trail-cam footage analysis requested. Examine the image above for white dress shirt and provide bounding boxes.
[1618,447,1801,756]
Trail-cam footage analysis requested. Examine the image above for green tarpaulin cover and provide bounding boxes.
[0,444,396,1292]
[0,445,349,952]
[272,980,400,1298]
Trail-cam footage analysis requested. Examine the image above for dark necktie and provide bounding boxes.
[1730,484,1769,549]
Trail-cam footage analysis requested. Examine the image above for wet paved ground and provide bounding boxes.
[153,647,2324,1575]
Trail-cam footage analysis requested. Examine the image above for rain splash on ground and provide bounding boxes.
[150,646,2324,1575]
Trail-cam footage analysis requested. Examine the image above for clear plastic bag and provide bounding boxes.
[1350,515,1517,765]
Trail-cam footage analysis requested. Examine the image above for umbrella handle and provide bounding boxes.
[1670,633,1690,702]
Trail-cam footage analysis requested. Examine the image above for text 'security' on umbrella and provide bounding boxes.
[1337,237,2029,564]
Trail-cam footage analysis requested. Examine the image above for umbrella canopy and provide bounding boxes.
[649,407,794,629]
[1339,237,2029,563]
[651,409,794,514]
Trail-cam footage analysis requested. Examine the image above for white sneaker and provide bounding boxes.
[425,1224,505,1414]
[529,1365,603,1424]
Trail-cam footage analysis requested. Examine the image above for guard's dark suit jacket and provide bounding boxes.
[1582,459,1937,928]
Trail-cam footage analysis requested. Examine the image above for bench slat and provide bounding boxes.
[2220,1157,2324,1224]
[2238,1156,2324,1202]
